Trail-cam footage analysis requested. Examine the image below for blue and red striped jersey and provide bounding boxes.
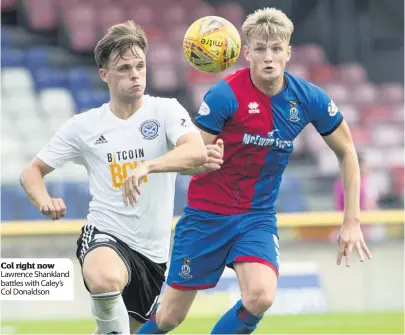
[188,68,343,215]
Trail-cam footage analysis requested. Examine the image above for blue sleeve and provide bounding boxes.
[309,86,344,136]
[194,80,238,135]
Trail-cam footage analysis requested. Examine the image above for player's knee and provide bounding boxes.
[84,269,124,294]
[242,289,274,315]
[156,306,187,331]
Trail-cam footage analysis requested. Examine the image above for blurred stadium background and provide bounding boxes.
[1,0,404,334]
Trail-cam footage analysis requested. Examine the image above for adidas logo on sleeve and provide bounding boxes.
[94,135,108,145]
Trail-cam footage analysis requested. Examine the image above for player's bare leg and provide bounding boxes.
[137,286,197,333]
[211,262,277,334]
[235,262,277,315]
[129,316,142,334]
[83,246,130,335]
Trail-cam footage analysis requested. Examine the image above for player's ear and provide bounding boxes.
[286,45,291,62]
[243,45,250,62]
[99,67,108,83]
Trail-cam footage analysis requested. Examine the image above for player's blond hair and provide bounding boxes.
[94,20,148,68]
[242,8,294,44]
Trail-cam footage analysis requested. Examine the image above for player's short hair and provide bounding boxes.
[94,20,148,68]
[242,7,294,44]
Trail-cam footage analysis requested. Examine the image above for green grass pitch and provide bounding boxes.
[1,311,403,334]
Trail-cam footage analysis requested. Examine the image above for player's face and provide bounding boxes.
[100,45,147,103]
[244,37,291,83]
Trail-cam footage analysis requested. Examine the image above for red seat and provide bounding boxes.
[166,24,188,45]
[97,6,126,33]
[323,83,351,104]
[187,68,220,85]
[162,4,187,26]
[68,24,98,52]
[148,42,176,65]
[1,0,17,10]
[216,2,245,27]
[337,63,367,84]
[56,0,83,12]
[90,0,114,6]
[351,83,377,105]
[349,126,373,147]
[372,125,403,147]
[385,148,405,169]
[391,166,404,197]
[126,6,161,39]
[359,105,391,123]
[63,5,95,28]
[293,44,326,67]
[338,104,359,124]
[150,66,180,92]
[379,83,404,104]
[309,64,336,84]
[188,3,216,23]
[286,63,310,80]
[175,0,203,10]
[119,0,150,7]
[391,104,404,122]
[24,0,58,30]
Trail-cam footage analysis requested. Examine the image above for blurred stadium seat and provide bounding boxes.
[337,63,368,85]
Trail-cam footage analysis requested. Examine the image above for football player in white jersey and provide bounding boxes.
[19,21,223,335]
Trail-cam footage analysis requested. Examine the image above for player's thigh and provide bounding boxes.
[157,285,198,324]
[82,246,129,293]
[167,207,234,289]
[129,316,142,334]
[227,222,280,308]
[77,226,130,293]
[122,249,166,324]
[234,261,278,307]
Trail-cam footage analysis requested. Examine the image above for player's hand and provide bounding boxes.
[122,163,150,206]
[336,218,372,267]
[203,139,224,172]
[40,198,66,221]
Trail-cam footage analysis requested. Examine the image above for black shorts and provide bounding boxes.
[76,225,167,323]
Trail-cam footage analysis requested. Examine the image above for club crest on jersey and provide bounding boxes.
[140,119,160,140]
[179,258,193,279]
[288,101,300,122]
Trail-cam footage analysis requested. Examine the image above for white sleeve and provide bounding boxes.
[37,116,82,168]
[165,99,199,147]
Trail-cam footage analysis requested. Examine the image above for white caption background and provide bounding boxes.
[0,258,73,301]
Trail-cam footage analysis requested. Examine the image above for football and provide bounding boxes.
[183,16,241,73]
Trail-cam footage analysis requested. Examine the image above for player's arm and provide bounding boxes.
[310,88,372,266]
[145,132,207,173]
[20,116,81,220]
[122,132,207,206]
[19,158,61,214]
[144,99,209,173]
[180,130,224,175]
[180,80,237,176]
[323,121,371,265]
[323,120,360,221]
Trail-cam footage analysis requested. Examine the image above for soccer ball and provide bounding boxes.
[183,16,241,73]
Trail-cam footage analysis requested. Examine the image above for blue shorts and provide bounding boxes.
[166,206,280,290]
